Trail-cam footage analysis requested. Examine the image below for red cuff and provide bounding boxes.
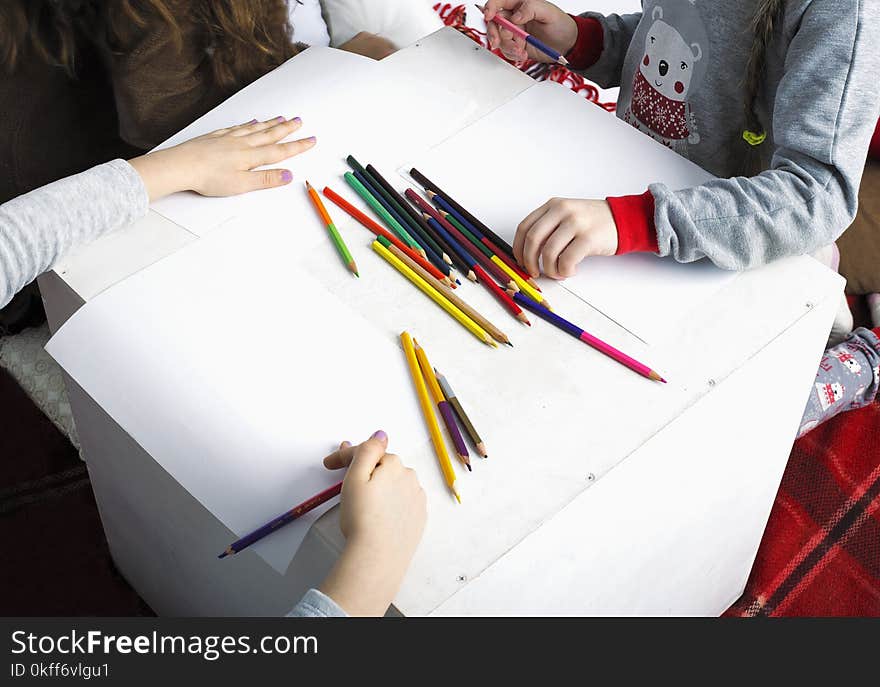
[566,15,604,71]
[607,191,659,255]
[869,118,880,160]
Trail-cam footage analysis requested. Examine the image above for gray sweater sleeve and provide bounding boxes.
[576,9,644,88]
[653,0,880,270]
[286,589,347,618]
[0,160,149,309]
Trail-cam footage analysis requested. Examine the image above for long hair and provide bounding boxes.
[1,0,298,90]
[742,0,786,144]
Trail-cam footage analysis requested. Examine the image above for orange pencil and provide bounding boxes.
[323,186,455,288]
[306,181,358,277]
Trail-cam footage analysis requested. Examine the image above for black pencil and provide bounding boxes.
[410,167,518,263]
[365,163,472,281]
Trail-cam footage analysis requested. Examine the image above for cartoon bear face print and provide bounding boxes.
[640,7,703,103]
[815,382,844,412]
[833,351,862,375]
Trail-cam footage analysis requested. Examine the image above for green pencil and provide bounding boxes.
[306,181,358,277]
[442,211,495,259]
[343,172,420,251]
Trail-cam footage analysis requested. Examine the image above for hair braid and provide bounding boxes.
[742,0,786,144]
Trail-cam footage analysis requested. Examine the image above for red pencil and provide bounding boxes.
[323,186,456,288]
[406,190,519,292]
[473,264,531,325]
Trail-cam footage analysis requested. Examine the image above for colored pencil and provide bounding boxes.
[437,207,550,307]
[401,332,461,503]
[348,156,434,259]
[414,341,472,471]
[373,240,497,347]
[305,181,358,277]
[364,163,453,267]
[354,170,443,268]
[509,290,667,383]
[406,189,517,291]
[370,167,471,279]
[423,213,479,283]
[385,238,512,347]
[439,209,529,297]
[429,191,540,289]
[473,264,531,325]
[345,172,421,253]
[477,3,570,66]
[218,481,343,558]
[323,186,455,286]
[377,236,453,291]
[409,167,518,264]
[434,368,488,458]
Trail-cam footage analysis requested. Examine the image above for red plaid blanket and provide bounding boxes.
[725,400,880,616]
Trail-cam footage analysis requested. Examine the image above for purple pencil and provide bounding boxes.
[414,341,472,472]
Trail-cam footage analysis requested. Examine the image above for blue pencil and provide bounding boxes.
[479,4,570,66]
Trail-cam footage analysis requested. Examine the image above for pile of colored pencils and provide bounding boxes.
[401,332,490,503]
[318,154,666,382]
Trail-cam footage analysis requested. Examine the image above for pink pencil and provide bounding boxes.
[509,290,667,383]
[478,4,570,66]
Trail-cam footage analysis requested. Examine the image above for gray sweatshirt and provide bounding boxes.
[578,0,880,269]
[0,160,149,310]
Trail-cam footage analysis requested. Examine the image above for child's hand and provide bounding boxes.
[128,117,316,201]
[339,32,397,60]
[318,431,427,616]
[484,0,578,63]
[514,198,618,279]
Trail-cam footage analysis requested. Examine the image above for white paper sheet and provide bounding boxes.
[46,219,424,573]
[405,81,739,343]
[151,46,474,237]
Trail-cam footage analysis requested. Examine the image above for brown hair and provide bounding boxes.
[743,0,786,141]
[1,0,299,90]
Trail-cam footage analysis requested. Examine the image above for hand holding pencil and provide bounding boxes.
[481,1,580,65]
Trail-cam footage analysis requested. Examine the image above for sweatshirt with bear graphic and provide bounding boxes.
[566,0,880,270]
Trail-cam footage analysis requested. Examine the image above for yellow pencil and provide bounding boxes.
[372,241,497,348]
[386,242,511,347]
[401,332,461,503]
[490,255,551,309]
[414,340,472,471]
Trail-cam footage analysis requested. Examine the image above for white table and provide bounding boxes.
[40,28,843,616]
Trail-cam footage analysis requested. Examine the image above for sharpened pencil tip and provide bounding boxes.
[559,56,570,66]
[217,553,227,559]
[466,463,472,472]
[506,342,514,347]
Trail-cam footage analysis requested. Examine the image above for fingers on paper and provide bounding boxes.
[323,441,355,470]
[557,235,593,278]
[231,168,291,194]
[541,223,577,279]
[245,117,304,146]
[346,434,390,483]
[250,137,317,168]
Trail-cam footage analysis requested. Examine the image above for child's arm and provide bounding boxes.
[0,118,313,310]
[623,2,880,270]
[483,1,642,88]
[287,433,427,617]
[515,2,880,276]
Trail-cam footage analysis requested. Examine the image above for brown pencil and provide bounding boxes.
[387,242,512,347]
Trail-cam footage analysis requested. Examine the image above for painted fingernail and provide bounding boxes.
[306,136,317,144]
[371,430,388,442]
[292,117,302,124]
[281,170,293,183]
[340,440,352,448]
[248,119,258,124]
[275,115,286,122]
